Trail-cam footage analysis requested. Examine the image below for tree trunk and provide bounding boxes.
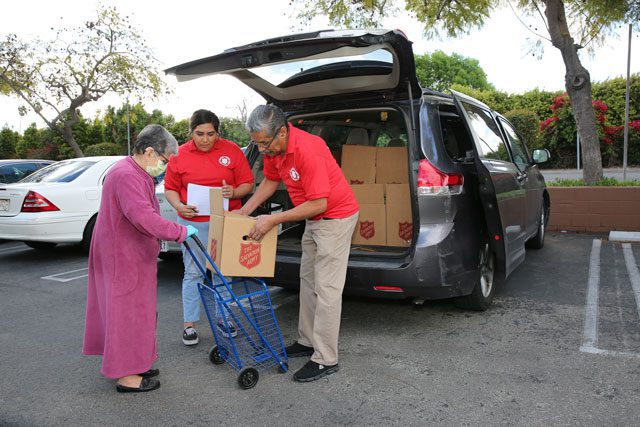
[61,123,84,158]
[544,0,603,184]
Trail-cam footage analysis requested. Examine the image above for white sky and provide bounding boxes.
[1,0,638,133]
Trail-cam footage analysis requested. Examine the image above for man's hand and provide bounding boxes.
[248,215,276,241]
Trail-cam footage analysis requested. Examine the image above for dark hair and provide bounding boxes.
[132,124,178,155]
[246,104,287,137]
[190,109,220,133]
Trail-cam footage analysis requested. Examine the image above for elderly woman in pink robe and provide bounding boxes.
[83,124,198,393]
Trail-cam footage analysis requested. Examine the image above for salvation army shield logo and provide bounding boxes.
[239,241,261,269]
[359,221,375,240]
[289,167,300,181]
[398,222,413,241]
[209,238,218,261]
[219,156,231,167]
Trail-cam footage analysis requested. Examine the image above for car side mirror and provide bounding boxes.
[532,149,550,164]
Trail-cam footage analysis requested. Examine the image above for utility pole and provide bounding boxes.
[622,24,632,182]
[126,99,131,156]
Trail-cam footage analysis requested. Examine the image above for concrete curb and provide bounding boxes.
[609,231,640,242]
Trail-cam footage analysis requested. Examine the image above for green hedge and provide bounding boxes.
[84,142,123,156]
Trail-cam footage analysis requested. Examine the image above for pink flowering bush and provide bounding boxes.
[540,94,640,167]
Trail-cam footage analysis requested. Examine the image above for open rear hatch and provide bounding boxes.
[165,29,421,109]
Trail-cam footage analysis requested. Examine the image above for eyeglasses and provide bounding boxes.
[155,151,170,165]
[250,127,284,150]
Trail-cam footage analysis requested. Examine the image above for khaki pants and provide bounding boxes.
[297,212,358,366]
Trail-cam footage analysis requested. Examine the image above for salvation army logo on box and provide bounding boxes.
[239,241,261,269]
[359,221,375,240]
[209,238,218,260]
[219,156,231,166]
[350,179,364,184]
[398,222,412,241]
[289,167,300,181]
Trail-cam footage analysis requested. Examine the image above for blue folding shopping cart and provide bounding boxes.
[183,235,288,389]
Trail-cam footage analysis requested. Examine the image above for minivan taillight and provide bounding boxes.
[417,159,464,196]
[21,191,60,212]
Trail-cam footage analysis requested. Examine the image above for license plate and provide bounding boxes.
[160,240,168,252]
[0,199,8,212]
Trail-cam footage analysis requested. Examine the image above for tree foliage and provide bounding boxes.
[0,6,168,157]
[0,127,20,158]
[291,0,640,183]
[414,51,494,92]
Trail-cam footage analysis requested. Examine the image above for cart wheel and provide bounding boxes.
[209,346,225,365]
[238,368,259,389]
[278,362,288,373]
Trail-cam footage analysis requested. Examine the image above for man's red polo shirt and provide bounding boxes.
[164,138,254,222]
[263,124,358,221]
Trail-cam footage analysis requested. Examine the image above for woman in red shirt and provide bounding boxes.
[164,109,254,346]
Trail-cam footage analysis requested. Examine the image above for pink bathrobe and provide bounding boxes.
[82,157,187,379]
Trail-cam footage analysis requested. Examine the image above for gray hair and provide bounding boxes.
[245,104,287,137]
[132,124,179,156]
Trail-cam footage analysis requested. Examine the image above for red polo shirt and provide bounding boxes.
[263,124,359,221]
[164,138,254,222]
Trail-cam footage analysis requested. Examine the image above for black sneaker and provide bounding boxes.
[293,360,339,382]
[182,326,198,346]
[216,320,238,338]
[285,342,314,358]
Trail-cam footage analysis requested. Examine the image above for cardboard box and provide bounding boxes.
[385,184,413,247]
[207,188,277,277]
[341,145,376,184]
[376,147,408,184]
[350,184,384,205]
[352,204,386,246]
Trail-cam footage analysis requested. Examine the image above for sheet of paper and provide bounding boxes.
[187,183,228,215]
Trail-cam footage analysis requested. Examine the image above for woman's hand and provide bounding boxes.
[221,179,234,199]
[177,203,199,218]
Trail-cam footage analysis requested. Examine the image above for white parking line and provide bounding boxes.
[581,239,640,358]
[41,267,88,282]
[622,243,640,320]
[0,245,27,253]
[580,239,601,352]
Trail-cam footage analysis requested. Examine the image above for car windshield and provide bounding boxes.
[20,160,97,183]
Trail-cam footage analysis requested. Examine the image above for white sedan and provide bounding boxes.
[0,156,124,251]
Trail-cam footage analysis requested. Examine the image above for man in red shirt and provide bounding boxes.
[238,105,359,382]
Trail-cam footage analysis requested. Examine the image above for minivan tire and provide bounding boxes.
[454,242,496,311]
[525,201,547,250]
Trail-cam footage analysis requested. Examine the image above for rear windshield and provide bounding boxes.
[252,48,393,87]
[20,160,97,183]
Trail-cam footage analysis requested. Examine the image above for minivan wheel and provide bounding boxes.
[454,242,496,311]
[525,202,546,250]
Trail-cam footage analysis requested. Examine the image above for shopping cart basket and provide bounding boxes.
[183,235,288,389]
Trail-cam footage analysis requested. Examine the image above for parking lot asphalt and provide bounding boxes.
[1,233,640,426]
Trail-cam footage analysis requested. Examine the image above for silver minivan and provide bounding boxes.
[165,29,551,310]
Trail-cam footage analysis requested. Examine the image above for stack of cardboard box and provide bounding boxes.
[341,144,413,247]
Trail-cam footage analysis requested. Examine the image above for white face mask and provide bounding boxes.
[146,152,168,177]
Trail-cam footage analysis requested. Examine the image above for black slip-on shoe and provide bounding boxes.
[285,342,314,358]
[116,377,161,393]
[293,360,339,382]
[138,369,159,378]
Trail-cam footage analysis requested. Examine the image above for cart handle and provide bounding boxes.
[188,234,208,254]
